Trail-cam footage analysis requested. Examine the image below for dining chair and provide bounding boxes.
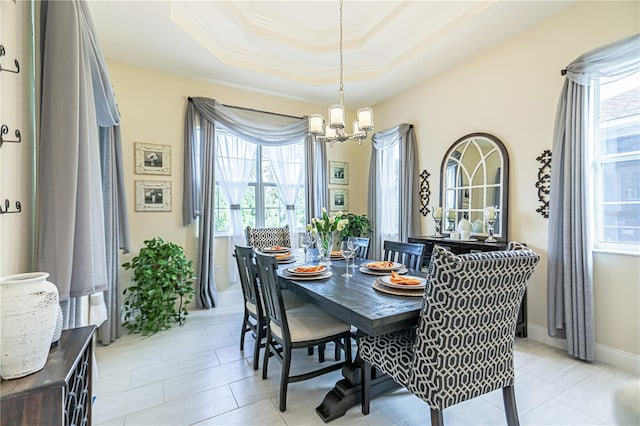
[254,252,353,412]
[351,237,370,260]
[234,246,268,371]
[382,240,426,270]
[358,243,540,425]
[245,225,291,249]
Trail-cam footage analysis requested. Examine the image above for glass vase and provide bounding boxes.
[317,231,334,266]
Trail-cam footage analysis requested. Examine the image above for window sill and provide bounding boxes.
[592,247,640,257]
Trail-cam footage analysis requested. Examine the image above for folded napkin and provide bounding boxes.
[294,265,325,273]
[367,261,395,269]
[389,271,422,286]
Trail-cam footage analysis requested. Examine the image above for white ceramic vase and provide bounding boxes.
[0,272,59,379]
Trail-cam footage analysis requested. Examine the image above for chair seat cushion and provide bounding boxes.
[359,328,416,387]
[271,305,350,343]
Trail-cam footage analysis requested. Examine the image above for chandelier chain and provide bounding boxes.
[339,0,344,97]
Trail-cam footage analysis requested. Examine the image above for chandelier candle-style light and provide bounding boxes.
[308,0,374,145]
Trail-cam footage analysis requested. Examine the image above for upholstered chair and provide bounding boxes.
[245,225,291,249]
[382,240,426,270]
[359,243,540,425]
[254,252,352,412]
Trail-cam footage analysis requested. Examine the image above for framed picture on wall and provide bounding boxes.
[329,188,349,212]
[135,180,172,212]
[135,142,171,175]
[329,161,349,185]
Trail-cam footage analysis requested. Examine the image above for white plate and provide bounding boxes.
[359,266,408,276]
[282,270,333,281]
[287,265,327,276]
[261,247,291,254]
[372,280,423,297]
[364,261,404,271]
[379,275,426,290]
[277,258,296,264]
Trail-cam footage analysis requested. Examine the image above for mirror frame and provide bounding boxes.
[439,132,509,242]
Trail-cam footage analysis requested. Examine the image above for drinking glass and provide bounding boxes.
[348,237,359,269]
[340,240,355,278]
[299,233,311,262]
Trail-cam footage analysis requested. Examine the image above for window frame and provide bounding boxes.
[591,74,640,256]
[213,135,306,236]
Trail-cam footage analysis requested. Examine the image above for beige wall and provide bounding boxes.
[0,1,34,277]
[372,1,640,356]
[107,61,370,292]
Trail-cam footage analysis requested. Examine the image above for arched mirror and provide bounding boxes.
[439,133,509,241]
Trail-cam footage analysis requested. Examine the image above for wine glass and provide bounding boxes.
[348,237,359,269]
[299,233,311,262]
[340,240,355,278]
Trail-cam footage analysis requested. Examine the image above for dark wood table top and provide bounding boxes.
[277,253,425,336]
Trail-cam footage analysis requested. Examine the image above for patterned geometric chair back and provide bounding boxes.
[245,225,291,250]
[408,243,540,410]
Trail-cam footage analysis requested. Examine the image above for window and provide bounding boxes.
[593,71,640,252]
[213,130,306,234]
[378,142,400,241]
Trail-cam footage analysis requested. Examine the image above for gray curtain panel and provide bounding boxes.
[39,0,129,341]
[305,135,328,222]
[368,124,419,259]
[183,97,313,308]
[548,34,640,361]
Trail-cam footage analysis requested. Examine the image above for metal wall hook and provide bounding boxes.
[0,124,22,148]
[0,199,22,214]
[0,45,20,74]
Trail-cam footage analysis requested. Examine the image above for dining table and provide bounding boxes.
[276,249,427,422]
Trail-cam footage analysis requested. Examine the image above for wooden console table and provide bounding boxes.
[1,325,96,425]
[408,236,527,337]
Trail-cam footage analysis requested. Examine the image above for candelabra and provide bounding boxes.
[433,217,442,238]
[485,219,497,243]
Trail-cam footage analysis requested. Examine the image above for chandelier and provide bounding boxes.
[308,0,374,145]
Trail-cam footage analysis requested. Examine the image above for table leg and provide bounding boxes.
[315,354,400,422]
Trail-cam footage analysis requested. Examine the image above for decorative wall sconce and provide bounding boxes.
[419,169,431,216]
[535,149,551,218]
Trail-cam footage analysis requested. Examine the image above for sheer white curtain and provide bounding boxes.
[378,143,400,244]
[368,124,419,259]
[265,144,305,247]
[216,132,256,282]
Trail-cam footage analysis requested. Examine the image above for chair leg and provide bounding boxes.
[252,326,263,371]
[279,347,292,412]
[318,343,325,363]
[502,385,520,426]
[240,311,249,351]
[361,360,371,415]
[262,332,271,380]
[307,346,314,356]
[430,408,444,426]
[334,341,341,361]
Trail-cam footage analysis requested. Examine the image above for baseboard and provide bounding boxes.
[527,324,640,376]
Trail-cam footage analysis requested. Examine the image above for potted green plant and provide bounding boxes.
[341,213,372,239]
[122,237,195,336]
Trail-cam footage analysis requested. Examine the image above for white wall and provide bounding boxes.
[0,1,34,277]
[372,1,640,359]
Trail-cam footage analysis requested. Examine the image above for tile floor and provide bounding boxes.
[94,287,636,426]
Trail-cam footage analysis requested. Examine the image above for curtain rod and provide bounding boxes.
[187,97,303,120]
